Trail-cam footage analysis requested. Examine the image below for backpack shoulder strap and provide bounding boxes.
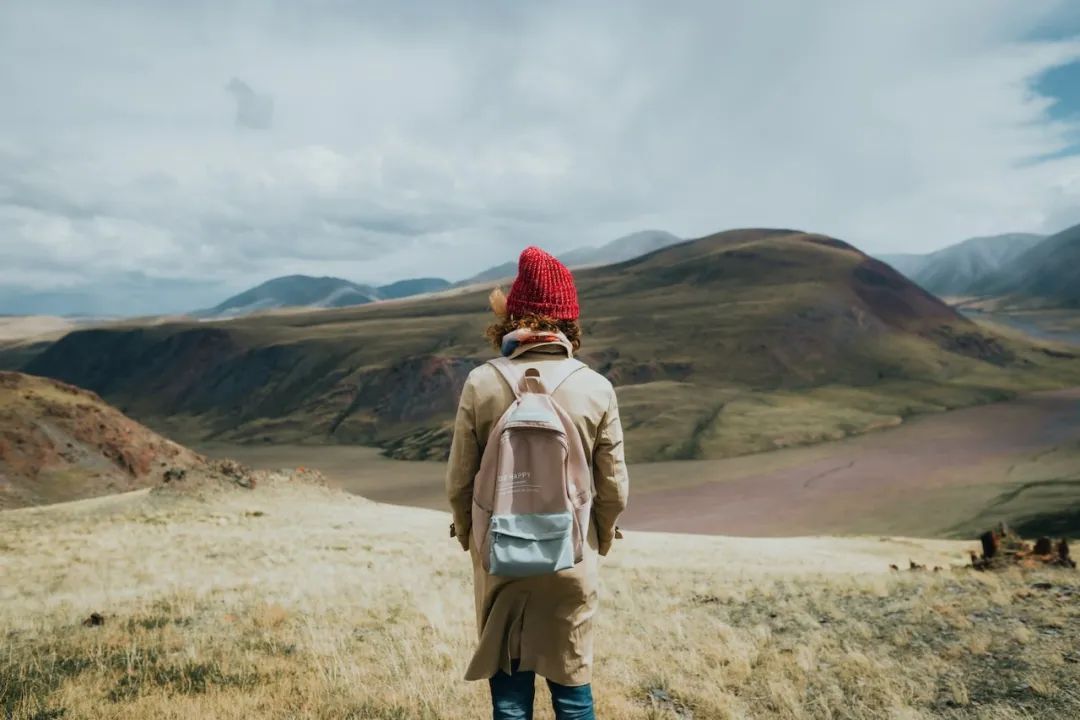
[545,358,586,395]
[487,357,522,399]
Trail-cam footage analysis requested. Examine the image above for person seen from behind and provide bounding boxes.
[446,246,630,720]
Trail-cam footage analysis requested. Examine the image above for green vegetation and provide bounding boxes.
[7,230,1080,463]
[950,442,1080,538]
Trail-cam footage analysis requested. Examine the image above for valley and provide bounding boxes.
[961,307,1080,346]
[3,229,1080,719]
[199,386,1080,539]
[883,222,1080,310]
[5,227,1080,541]
[8,229,1080,467]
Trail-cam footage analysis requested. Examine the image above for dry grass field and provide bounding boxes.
[4,478,1079,719]
[0,317,76,343]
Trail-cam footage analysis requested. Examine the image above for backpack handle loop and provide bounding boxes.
[487,357,585,398]
[521,367,547,395]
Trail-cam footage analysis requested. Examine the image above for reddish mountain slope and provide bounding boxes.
[0,371,206,509]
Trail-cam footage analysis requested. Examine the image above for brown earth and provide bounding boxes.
[0,371,206,509]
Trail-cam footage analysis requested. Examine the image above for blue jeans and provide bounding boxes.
[490,661,595,720]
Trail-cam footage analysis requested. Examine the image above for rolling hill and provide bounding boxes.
[459,229,682,285]
[971,222,1080,308]
[879,233,1043,297]
[0,371,206,509]
[11,228,1079,464]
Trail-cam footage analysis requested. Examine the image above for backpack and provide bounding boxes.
[470,356,593,577]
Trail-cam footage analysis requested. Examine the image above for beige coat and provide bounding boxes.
[446,347,630,686]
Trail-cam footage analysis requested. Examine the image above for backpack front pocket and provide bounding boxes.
[488,512,574,578]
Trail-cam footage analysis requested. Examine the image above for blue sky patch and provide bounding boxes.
[1035,59,1080,121]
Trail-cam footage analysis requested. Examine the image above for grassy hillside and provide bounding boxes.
[947,438,1080,538]
[13,229,1080,462]
[3,481,1078,719]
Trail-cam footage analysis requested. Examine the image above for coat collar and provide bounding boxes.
[501,328,574,360]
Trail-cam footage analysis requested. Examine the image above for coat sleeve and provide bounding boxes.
[592,386,629,556]
[446,374,480,551]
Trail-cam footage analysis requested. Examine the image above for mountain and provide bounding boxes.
[559,229,685,267]
[202,275,454,318]
[13,228,1077,465]
[376,277,452,300]
[879,233,1044,298]
[460,261,519,286]
[460,229,683,286]
[202,275,381,318]
[1,230,676,318]
[972,223,1080,308]
[0,371,206,509]
[876,252,929,278]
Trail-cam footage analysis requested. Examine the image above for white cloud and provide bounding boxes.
[2,0,1080,313]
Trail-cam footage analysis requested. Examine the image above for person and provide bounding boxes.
[446,246,630,720]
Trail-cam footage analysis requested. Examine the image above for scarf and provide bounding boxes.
[500,328,574,359]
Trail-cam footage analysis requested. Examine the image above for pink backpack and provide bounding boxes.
[470,357,593,577]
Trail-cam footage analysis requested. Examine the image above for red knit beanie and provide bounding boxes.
[506,246,580,320]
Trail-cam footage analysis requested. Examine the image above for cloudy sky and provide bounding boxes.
[3,1,1080,314]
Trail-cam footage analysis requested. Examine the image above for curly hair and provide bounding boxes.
[484,288,582,352]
